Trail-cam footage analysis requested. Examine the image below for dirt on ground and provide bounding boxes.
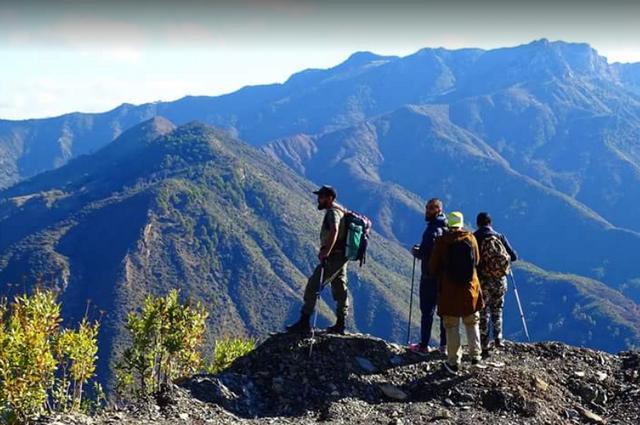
[41,332,640,424]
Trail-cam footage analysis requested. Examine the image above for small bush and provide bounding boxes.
[52,318,100,412]
[0,289,99,424]
[115,290,208,397]
[208,338,255,374]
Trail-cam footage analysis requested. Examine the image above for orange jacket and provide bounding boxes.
[429,229,484,317]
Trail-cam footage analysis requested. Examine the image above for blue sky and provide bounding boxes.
[1,0,639,120]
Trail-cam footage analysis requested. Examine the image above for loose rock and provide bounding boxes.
[379,383,408,401]
[36,333,639,424]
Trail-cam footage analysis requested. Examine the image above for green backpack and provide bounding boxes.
[343,212,372,266]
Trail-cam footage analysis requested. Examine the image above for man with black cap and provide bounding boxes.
[474,212,518,356]
[286,185,349,334]
[409,198,448,355]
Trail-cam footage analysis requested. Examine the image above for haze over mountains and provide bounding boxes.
[1,39,640,377]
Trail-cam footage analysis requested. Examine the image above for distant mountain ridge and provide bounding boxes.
[0,118,424,385]
[2,39,638,185]
[265,104,640,292]
[1,118,639,394]
[2,40,640,236]
[1,39,640,359]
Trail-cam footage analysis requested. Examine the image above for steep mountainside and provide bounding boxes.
[265,105,640,290]
[1,43,639,298]
[2,39,640,362]
[0,118,417,384]
[615,62,640,95]
[3,41,640,232]
[1,115,639,394]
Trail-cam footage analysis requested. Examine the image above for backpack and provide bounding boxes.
[446,237,476,285]
[478,235,511,279]
[342,211,372,266]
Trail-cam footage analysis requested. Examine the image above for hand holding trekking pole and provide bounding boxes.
[309,259,328,357]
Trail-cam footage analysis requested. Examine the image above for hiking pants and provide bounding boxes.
[443,313,481,367]
[479,276,508,349]
[419,276,446,347]
[302,254,349,319]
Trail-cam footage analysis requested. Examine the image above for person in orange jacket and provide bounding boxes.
[429,211,484,374]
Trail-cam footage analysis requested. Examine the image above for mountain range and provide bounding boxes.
[0,118,419,384]
[1,39,640,382]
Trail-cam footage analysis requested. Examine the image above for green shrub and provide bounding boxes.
[208,338,255,374]
[0,290,100,424]
[52,319,100,412]
[115,290,208,397]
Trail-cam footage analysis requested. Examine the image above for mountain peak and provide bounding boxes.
[525,38,609,69]
[283,50,396,88]
[336,50,397,70]
[343,51,387,65]
[146,116,177,133]
[113,116,176,147]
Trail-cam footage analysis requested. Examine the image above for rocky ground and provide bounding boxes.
[41,332,640,424]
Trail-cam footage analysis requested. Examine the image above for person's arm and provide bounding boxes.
[414,226,442,260]
[319,210,340,262]
[412,229,429,260]
[429,238,444,276]
[501,234,518,262]
[320,228,338,261]
[471,235,480,266]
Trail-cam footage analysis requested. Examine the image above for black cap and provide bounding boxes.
[477,212,492,226]
[313,185,337,198]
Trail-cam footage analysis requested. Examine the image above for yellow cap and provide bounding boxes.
[447,211,464,229]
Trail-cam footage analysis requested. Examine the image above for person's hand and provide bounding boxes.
[411,244,421,258]
[318,248,330,263]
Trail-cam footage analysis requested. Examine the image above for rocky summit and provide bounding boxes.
[41,333,640,424]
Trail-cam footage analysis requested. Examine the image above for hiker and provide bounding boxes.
[409,198,447,355]
[286,185,349,335]
[474,212,518,356]
[429,212,483,373]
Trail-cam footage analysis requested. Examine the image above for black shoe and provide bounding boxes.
[471,358,488,369]
[443,362,459,375]
[494,338,505,348]
[325,318,345,335]
[326,324,345,335]
[481,349,491,359]
[286,313,311,334]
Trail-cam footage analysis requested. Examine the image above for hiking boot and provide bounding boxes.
[443,361,459,375]
[471,358,487,369]
[285,313,311,334]
[325,317,345,335]
[325,323,345,335]
[408,343,432,357]
[481,349,491,359]
[494,338,506,348]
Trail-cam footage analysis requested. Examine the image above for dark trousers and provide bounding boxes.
[420,276,446,347]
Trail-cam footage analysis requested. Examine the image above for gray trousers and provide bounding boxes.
[302,254,348,319]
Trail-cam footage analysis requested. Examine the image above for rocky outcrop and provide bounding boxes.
[41,333,640,424]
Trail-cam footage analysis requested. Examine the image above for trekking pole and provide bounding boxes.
[509,270,531,342]
[406,256,417,345]
[308,261,326,357]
